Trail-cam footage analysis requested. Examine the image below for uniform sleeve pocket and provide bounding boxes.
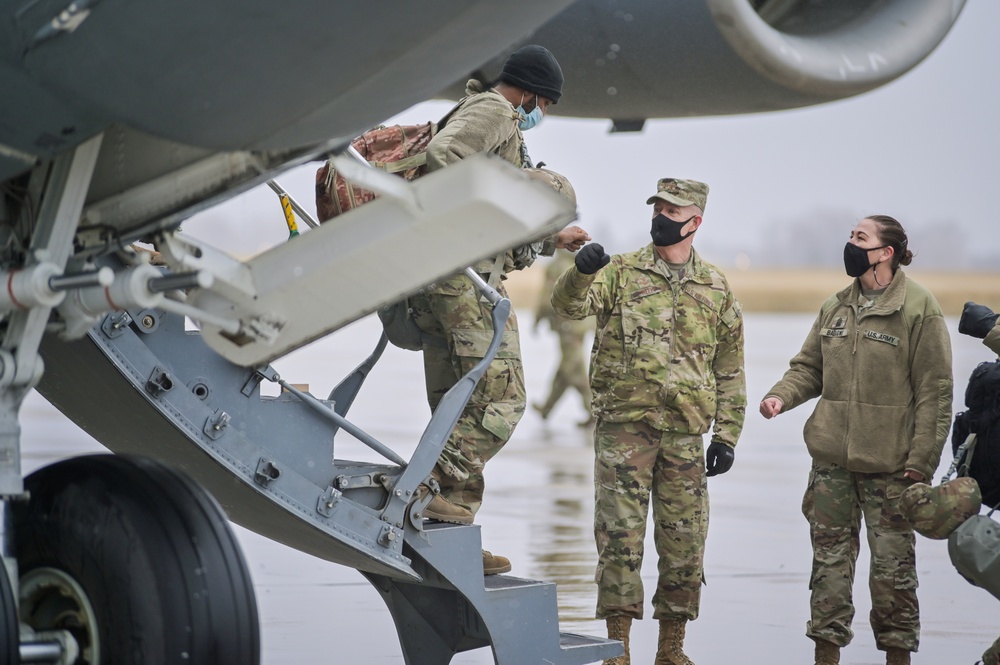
[451,330,519,360]
[721,301,742,330]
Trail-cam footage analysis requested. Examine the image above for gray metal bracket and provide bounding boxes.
[254,457,280,487]
[100,310,132,339]
[316,486,341,517]
[327,333,388,420]
[204,409,231,440]
[333,472,385,491]
[146,366,175,397]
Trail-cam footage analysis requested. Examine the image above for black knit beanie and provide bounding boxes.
[498,45,564,104]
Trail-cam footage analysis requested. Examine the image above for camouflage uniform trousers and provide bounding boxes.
[536,322,591,419]
[593,419,707,621]
[410,275,525,516]
[802,461,920,651]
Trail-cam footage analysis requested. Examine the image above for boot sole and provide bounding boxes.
[422,509,474,525]
[483,563,512,575]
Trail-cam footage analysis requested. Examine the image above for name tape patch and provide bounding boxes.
[864,330,899,346]
[630,286,664,300]
[820,327,848,338]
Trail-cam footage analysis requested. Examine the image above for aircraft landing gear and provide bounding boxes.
[0,556,16,664]
[9,454,260,665]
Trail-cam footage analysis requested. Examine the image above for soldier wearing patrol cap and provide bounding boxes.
[552,177,746,665]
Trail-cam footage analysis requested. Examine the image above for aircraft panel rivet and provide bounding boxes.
[395,489,402,496]
[141,315,154,328]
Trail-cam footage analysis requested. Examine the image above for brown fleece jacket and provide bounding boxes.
[765,269,953,480]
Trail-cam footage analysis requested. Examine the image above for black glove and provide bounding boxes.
[575,243,610,275]
[959,301,999,339]
[705,441,734,477]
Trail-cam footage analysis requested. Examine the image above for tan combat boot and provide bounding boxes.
[602,616,631,665]
[885,648,910,665]
[654,619,694,665]
[417,485,474,524]
[481,550,511,575]
[814,639,840,665]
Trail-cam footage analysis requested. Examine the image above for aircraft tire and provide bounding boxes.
[11,454,260,665]
[0,547,17,665]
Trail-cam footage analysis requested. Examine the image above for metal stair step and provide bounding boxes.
[560,630,621,652]
[483,573,549,591]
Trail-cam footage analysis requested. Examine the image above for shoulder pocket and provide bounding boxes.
[721,301,742,330]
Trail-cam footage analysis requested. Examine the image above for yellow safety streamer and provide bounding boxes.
[279,193,299,238]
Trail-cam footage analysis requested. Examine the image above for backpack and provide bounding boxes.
[314,100,472,351]
[314,97,469,223]
[315,122,436,222]
[952,359,1000,507]
[376,298,426,352]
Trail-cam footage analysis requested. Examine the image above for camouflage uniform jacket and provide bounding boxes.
[764,269,953,480]
[551,244,746,447]
[425,79,554,284]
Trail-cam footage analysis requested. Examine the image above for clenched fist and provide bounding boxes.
[575,243,610,275]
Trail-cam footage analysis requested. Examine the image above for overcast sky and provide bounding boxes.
[186,0,999,272]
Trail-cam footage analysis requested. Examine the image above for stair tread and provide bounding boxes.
[483,574,549,590]
[559,631,620,649]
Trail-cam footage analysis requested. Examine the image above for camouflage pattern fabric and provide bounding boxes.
[645,178,709,211]
[802,461,920,651]
[412,78,567,515]
[899,477,981,540]
[524,168,577,207]
[534,251,592,419]
[983,635,1000,665]
[410,273,525,515]
[535,321,591,419]
[315,121,436,222]
[593,420,707,621]
[987,320,1000,356]
[425,79,524,171]
[550,244,746,447]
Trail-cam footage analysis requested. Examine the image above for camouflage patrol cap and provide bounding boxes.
[900,477,982,540]
[645,178,709,211]
[524,167,576,207]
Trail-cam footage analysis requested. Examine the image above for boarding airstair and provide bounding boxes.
[35,262,621,665]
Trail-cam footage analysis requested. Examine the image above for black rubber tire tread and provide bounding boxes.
[0,550,17,665]
[10,454,259,665]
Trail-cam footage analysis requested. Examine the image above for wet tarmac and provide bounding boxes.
[19,312,1000,664]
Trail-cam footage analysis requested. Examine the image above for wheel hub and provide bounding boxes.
[19,567,99,664]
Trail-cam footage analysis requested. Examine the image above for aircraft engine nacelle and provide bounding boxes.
[451,0,966,129]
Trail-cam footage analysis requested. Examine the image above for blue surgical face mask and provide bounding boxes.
[516,96,543,131]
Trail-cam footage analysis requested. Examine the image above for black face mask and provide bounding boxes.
[843,242,888,278]
[650,213,696,247]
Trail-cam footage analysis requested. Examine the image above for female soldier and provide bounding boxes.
[759,215,953,665]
